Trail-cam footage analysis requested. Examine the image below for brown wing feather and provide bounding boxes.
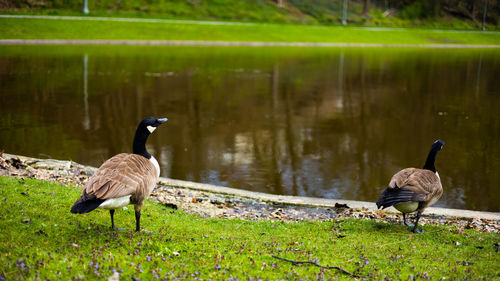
[389,167,443,207]
[82,153,158,203]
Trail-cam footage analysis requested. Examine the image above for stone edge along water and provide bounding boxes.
[3,153,500,221]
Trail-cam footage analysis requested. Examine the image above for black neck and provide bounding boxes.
[132,127,151,159]
[423,146,440,172]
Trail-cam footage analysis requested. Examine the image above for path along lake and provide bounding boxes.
[0,45,499,211]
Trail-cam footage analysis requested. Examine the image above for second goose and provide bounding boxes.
[376,139,445,233]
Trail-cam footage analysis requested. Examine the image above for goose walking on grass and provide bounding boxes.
[376,139,445,233]
[70,117,167,232]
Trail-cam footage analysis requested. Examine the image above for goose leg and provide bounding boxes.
[411,211,425,233]
[110,209,116,229]
[402,213,414,226]
[135,210,141,232]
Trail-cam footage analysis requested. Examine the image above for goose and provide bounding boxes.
[70,116,167,232]
[376,139,445,233]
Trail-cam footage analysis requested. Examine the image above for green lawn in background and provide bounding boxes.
[1,17,500,45]
[0,176,498,280]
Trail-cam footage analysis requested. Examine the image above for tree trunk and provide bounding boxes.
[432,0,440,18]
[482,0,488,30]
[471,0,478,21]
[363,0,370,16]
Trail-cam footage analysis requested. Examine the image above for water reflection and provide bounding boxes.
[0,46,499,211]
[82,54,90,131]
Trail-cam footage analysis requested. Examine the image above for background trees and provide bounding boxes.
[0,0,497,28]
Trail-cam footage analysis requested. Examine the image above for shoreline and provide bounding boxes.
[2,152,499,219]
[159,177,500,220]
[1,152,498,232]
[1,39,500,48]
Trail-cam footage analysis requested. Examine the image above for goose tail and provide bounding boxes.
[376,187,421,209]
[70,191,105,214]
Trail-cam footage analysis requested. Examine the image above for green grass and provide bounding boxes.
[1,17,500,45]
[0,176,498,280]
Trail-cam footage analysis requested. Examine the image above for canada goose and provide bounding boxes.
[70,116,167,232]
[376,139,445,233]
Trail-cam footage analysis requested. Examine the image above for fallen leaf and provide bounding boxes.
[335,203,349,209]
[454,225,465,234]
[164,203,178,210]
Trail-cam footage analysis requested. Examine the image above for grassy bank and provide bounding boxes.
[1,16,500,45]
[0,176,498,280]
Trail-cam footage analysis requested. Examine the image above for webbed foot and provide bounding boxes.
[410,228,425,233]
[404,221,414,227]
[111,227,127,231]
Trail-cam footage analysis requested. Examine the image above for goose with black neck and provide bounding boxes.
[70,116,167,232]
[376,139,445,233]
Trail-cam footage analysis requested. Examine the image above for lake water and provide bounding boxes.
[1,45,499,211]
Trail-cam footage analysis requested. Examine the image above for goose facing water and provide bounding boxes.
[70,116,167,232]
[376,139,445,233]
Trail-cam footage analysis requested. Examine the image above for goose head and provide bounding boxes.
[138,117,168,134]
[432,139,445,151]
[133,117,168,158]
[423,139,445,172]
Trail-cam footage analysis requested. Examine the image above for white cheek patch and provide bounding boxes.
[147,125,156,133]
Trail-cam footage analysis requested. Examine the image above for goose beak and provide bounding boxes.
[434,139,445,147]
[157,118,168,124]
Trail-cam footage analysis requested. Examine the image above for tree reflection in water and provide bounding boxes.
[0,46,499,211]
